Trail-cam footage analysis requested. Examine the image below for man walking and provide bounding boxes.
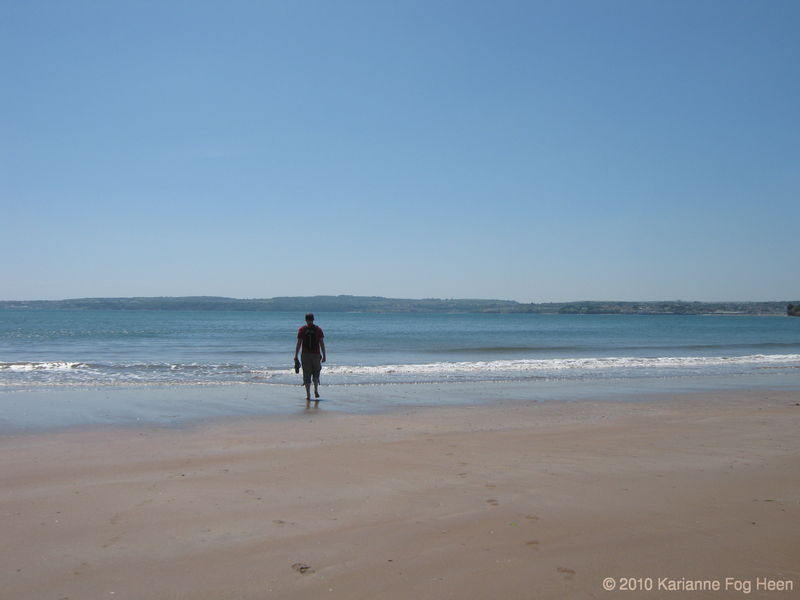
[294,313,326,408]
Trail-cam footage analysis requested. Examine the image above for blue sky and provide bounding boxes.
[2,0,798,302]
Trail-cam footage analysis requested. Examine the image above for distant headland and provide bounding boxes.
[1,296,798,316]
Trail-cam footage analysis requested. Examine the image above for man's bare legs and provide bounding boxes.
[305,382,320,409]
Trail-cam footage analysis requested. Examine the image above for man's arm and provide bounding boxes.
[294,337,302,359]
[319,339,326,363]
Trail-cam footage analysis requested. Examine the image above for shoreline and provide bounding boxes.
[2,388,799,598]
[1,371,799,434]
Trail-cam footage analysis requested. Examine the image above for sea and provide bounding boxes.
[1,310,799,429]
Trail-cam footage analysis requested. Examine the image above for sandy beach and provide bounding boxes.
[2,388,799,599]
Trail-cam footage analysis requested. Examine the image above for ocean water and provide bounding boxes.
[2,310,799,389]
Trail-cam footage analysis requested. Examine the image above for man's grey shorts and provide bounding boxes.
[301,353,322,386]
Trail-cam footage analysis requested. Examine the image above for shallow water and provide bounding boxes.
[1,372,798,433]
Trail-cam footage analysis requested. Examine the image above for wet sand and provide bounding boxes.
[2,389,799,599]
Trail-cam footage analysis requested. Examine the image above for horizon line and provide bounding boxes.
[1,295,796,305]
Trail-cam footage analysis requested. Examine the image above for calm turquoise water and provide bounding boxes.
[2,310,799,388]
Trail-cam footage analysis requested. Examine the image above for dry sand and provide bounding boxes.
[2,389,799,599]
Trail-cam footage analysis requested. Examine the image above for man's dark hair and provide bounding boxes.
[305,313,315,322]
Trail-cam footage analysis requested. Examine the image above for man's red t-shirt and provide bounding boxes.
[297,325,324,354]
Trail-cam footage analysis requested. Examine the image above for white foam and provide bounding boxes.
[272,354,800,377]
[0,361,89,372]
[4,354,799,387]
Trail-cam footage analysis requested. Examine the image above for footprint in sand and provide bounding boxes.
[486,499,499,506]
[557,567,576,580]
[525,515,540,522]
[101,535,122,548]
[526,540,540,548]
[292,563,314,574]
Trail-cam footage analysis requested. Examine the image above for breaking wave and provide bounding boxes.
[2,354,799,388]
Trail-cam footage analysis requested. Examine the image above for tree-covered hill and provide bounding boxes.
[0,296,797,315]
